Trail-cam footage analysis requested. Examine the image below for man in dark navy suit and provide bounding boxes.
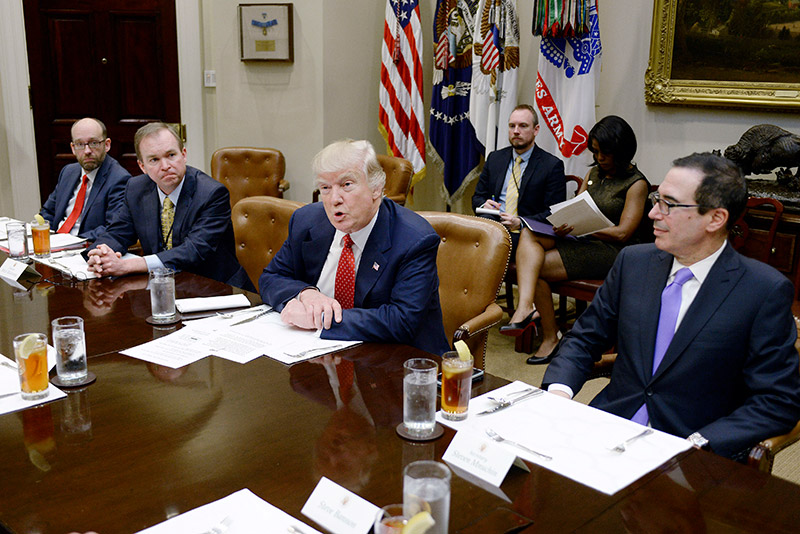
[259,139,449,355]
[40,118,130,241]
[85,122,252,291]
[472,104,565,254]
[544,153,800,460]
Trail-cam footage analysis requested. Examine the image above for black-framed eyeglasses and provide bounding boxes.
[72,139,106,151]
[649,191,702,215]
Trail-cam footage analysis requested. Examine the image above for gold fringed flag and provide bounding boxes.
[532,0,591,37]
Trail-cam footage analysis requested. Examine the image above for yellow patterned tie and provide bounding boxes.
[161,197,174,250]
[505,156,522,232]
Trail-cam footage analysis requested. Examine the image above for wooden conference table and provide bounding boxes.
[1,265,800,533]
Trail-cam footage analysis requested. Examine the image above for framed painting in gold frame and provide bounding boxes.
[239,3,294,62]
[645,0,800,111]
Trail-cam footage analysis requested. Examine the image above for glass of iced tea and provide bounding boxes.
[374,504,408,534]
[13,333,50,400]
[440,351,472,421]
[30,220,51,258]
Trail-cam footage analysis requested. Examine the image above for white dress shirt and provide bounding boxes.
[316,207,380,299]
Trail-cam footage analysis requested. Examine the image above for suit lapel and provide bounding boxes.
[517,145,540,197]
[56,170,82,222]
[141,182,161,252]
[355,201,390,305]
[83,158,108,215]
[171,171,196,246]
[302,209,335,284]
[652,245,743,381]
[635,250,673,381]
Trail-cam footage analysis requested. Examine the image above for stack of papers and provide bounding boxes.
[136,488,322,533]
[122,307,361,368]
[545,191,614,237]
[438,381,691,495]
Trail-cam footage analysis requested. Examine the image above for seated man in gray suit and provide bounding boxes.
[85,122,253,291]
[40,118,130,241]
[543,152,800,460]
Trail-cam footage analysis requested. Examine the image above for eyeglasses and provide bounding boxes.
[648,191,702,215]
[72,139,106,151]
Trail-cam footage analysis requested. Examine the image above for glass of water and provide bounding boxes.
[403,461,451,534]
[403,358,438,439]
[6,222,29,261]
[52,316,88,385]
[149,268,176,323]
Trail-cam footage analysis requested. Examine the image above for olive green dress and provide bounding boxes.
[557,165,650,279]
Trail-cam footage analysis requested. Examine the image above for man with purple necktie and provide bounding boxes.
[543,152,800,460]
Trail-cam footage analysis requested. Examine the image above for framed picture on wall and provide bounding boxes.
[645,0,800,111]
[239,3,294,62]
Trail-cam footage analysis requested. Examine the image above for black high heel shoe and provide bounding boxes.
[527,336,564,365]
[499,310,537,337]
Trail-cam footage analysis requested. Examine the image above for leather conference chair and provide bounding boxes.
[211,147,290,210]
[419,212,511,370]
[231,196,305,289]
[729,197,783,264]
[311,154,414,205]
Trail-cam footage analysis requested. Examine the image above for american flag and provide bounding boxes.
[379,0,426,189]
[480,25,501,72]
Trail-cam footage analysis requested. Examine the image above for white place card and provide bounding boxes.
[443,428,518,487]
[0,258,28,281]
[301,477,380,534]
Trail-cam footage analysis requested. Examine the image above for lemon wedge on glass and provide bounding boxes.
[454,340,472,362]
[16,333,40,360]
[34,214,46,225]
[402,511,435,534]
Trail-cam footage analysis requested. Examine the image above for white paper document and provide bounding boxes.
[437,381,692,495]
[0,354,66,416]
[175,294,251,313]
[136,488,322,534]
[546,190,614,237]
[35,251,98,280]
[123,311,361,368]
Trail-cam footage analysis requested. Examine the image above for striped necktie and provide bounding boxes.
[161,197,175,250]
[505,156,522,224]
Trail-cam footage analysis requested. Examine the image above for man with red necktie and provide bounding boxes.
[543,153,800,461]
[40,118,130,241]
[259,139,449,356]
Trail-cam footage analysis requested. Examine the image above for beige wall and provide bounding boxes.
[1,0,799,217]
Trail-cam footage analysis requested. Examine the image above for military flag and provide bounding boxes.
[429,0,483,203]
[534,0,601,177]
[469,0,520,157]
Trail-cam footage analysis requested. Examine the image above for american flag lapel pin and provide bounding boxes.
[373,262,380,271]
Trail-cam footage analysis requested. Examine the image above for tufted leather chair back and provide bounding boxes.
[232,196,305,289]
[211,147,290,210]
[419,212,511,369]
[377,154,414,206]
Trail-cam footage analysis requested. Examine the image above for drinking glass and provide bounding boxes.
[403,461,451,534]
[30,220,51,258]
[440,351,473,421]
[403,358,438,438]
[149,268,176,322]
[52,316,88,384]
[13,333,50,400]
[374,504,408,534]
[6,222,29,260]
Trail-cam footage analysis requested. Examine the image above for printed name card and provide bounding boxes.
[0,258,40,290]
[301,476,380,534]
[0,258,27,281]
[442,429,518,487]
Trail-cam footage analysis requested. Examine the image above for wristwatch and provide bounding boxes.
[687,432,710,450]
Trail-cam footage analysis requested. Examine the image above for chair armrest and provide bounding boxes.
[453,303,504,342]
[279,179,290,193]
[748,420,800,473]
[312,189,320,203]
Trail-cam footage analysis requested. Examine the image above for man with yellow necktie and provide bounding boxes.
[472,104,566,256]
[85,122,253,291]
